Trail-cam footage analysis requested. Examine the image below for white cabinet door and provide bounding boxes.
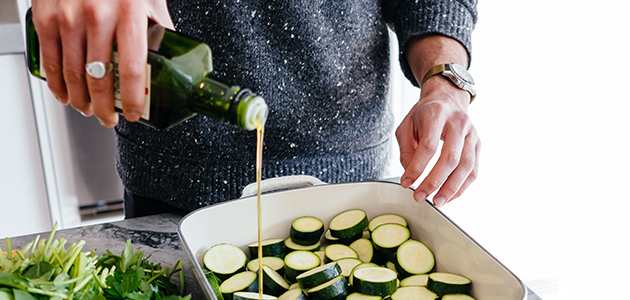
[0,53,52,237]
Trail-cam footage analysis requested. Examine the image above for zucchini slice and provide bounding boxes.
[442,295,476,300]
[219,271,259,300]
[349,238,374,263]
[394,240,435,277]
[426,272,472,296]
[371,223,410,254]
[305,275,349,300]
[288,282,300,290]
[390,286,437,300]
[368,214,408,232]
[346,292,382,300]
[248,239,286,259]
[278,288,308,300]
[399,274,429,287]
[335,257,363,277]
[296,261,342,290]
[247,256,285,275]
[290,216,325,246]
[324,244,359,263]
[328,209,369,239]
[349,262,379,286]
[203,269,225,300]
[284,238,321,253]
[262,265,290,296]
[232,292,278,300]
[324,229,364,245]
[351,267,397,297]
[283,250,321,283]
[204,243,248,281]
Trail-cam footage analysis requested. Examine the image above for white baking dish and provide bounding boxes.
[178,176,526,300]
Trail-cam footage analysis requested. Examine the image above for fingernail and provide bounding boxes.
[125,112,140,122]
[414,191,427,203]
[433,196,446,207]
[402,178,413,188]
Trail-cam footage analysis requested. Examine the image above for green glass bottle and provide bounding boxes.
[24,8,268,130]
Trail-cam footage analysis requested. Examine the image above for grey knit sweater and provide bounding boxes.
[115,0,477,210]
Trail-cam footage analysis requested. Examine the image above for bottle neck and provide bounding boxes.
[190,76,268,130]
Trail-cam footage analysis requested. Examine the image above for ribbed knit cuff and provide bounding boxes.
[394,0,477,86]
[116,137,389,211]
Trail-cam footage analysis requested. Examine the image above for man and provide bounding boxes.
[31,0,480,218]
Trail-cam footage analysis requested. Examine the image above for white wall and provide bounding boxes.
[386,1,630,299]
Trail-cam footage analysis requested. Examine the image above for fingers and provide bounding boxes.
[397,108,443,189]
[428,128,480,207]
[32,1,68,104]
[115,0,148,122]
[85,1,117,127]
[58,5,92,117]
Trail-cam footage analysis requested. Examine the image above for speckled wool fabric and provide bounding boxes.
[115,0,478,210]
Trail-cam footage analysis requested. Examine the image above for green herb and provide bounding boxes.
[1,224,190,300]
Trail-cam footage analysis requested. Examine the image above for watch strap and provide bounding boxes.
[421,64,448,87]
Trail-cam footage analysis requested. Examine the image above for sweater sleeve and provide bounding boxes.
[382,0,478,87]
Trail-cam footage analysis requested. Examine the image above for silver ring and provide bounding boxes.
[85,61,113,79]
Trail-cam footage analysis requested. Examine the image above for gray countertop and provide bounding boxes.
[1,212,542,300]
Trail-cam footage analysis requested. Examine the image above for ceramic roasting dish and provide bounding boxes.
[178,176,526,300]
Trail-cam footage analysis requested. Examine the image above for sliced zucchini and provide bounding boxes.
[306,275,349,300]
[262,265,290,296]
[328,209,369,239]
[442,295,476,300]
[351,267,397,297]
[399,274,429,287]
[288,282,301,290]
[232,292,277,300]
[385,261,398,275]
[371,223,410,254]
[284,238,321,253]
[394,240,435,277]
[249,239,286,259]
[324,244,359,263]
[247,256,285,275]
[219,271,259,300]
[204,243,248,281]
[346,292,382,300]
[349,262,379,286]
[296,261,342,290]
[290,216,325,246]
[335,257,363,278]
[278,288,308,300]
[314,250,326,265]
[426,272,472,296]
[283,250,321,283]
[203,269,225,300]
[349,238,374,263]
[390,286,437,300]
[368,214,408,232]
[324,229,364,246]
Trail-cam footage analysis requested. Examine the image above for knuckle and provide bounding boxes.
[444,150,460,168]
[420,137,439,153]
[120,60,146,80]
[88,78,112,94]
[64,68,85,86]
[424,178,442,191]
[459,152,475,171]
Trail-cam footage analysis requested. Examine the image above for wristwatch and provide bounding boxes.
[421,63,476,103]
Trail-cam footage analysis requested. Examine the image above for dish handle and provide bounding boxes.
[240,175,327,198]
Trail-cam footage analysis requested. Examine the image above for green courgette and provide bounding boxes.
[284,238,321,253]
[295,261,342,290]
[349,238,374,263]
[290,216,325,246]
[371,223,410,254]
[248,239,286,259]
[394,239,435,277]
[219,271,259,300]
[324,244,359,263]
[441,294,476,300]
[204,243,248,281]
[283,250,321,283]
[390,286,437,300]
[399,274,429,287]
[346,292,382,300]
[278,288,308,300]
[368,214,408,232]
[247,256,285,275]
[351,266,397,297]
[232,292,278,300]
[305,275,349,300]
[262,265,290,296]
[426,272,472,296]
[328,209,369,239]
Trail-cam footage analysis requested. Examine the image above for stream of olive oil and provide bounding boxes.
[256,125,264,300]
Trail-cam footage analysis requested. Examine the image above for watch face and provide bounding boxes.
[450,64,474,85]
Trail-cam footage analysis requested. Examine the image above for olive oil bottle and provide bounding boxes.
[24,8,268,130]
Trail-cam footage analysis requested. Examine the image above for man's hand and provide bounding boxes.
[396,35,481,207]
[31,0,173,127]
